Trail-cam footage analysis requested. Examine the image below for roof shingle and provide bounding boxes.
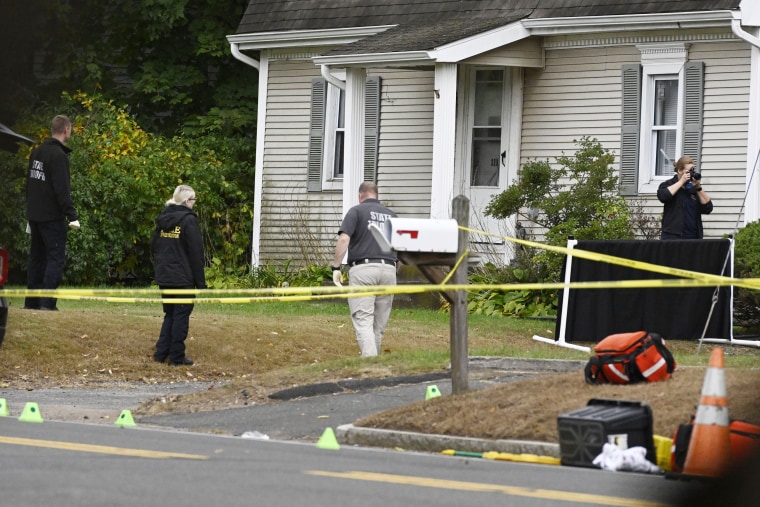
[236,0,741,35]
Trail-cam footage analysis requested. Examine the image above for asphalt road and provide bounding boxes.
[2,358,751,506]
[0,416,699,507]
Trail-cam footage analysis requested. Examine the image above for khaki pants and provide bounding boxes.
[347,263,396,357]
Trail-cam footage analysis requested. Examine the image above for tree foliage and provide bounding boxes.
[486,136,633,241]
[0,2,259,285]
[1,0,257,136]
[0,93,254,285]
[471,138,637,317]
[733,220,760,332]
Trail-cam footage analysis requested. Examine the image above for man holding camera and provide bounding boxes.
[657,155,713,239]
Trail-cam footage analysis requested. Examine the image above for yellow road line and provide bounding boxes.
[0,435,207,460]
[307,470,673,507]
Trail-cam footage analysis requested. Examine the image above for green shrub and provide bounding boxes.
[467,263,557,318]
[0,92,254,285]
[733,221,760,332]
[472,137,649,318]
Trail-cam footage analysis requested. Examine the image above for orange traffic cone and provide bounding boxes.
[682,347,732,477]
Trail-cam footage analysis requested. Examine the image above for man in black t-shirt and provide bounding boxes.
[332,182,398,357]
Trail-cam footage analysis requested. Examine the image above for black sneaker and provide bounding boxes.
[168,357,194,366]
[153,354,168,363]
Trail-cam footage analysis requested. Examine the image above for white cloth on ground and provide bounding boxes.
[592,443,662,473]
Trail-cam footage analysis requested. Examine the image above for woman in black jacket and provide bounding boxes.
[657,156,713,239]
[151,185,206,365]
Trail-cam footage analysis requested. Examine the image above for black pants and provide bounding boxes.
[155,290,195,363]
[25,220,67,310]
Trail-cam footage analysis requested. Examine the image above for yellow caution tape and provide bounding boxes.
[3,225,756,303]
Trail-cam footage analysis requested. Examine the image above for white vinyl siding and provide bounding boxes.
[261,58,342,267]
[692,41,751,234]
[519,35,750,240]
[375,68,435,217]
[522,45,636,162]
[255,31,752,268]
[259,62,436,266]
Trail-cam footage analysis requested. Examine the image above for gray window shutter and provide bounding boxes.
[364,75,381,183]
[307,78,327,192]
[620,64,641,196]
[682,61,704,167]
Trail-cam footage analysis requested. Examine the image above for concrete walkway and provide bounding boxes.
[137,357,586,456]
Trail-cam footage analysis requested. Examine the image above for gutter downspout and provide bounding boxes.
[230,42,260,70]
[732,12,760,225]
[731,14,760,48]
[229,41,262,267]
[321,64,346,90]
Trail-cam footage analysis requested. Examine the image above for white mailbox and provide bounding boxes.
[369,217,459,254]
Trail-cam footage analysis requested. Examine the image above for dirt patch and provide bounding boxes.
[355,366,760,442]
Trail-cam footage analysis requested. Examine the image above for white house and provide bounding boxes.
[227,0,760,269]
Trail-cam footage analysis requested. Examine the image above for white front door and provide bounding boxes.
[461,67,516,260]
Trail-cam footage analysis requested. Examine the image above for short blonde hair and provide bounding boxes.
[166,185,195,206]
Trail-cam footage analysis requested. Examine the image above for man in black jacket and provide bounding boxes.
[24,115,80,311]
[152,185,206,366]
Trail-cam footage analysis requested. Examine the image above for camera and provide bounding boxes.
[689,168,701,181]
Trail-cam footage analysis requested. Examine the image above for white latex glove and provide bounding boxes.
[332,269,343,286]
[25,222,31,234]
[69,220,81,230]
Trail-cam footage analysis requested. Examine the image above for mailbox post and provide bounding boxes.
[368,195,471,394]
[449,195,469,394]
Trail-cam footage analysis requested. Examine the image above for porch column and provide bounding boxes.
[343,67,366,214]
[430,63,458,219]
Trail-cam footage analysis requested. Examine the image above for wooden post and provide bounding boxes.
[450,195,469,394]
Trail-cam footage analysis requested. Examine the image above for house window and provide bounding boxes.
[323,85,345,188]
[650,76,680,177]
[308,76,381,192]
[620,44,703,196]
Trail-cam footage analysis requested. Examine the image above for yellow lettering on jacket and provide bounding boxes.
[160,226,181,239]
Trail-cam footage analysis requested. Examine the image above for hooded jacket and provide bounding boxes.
[151,204,206,289]
[26,138,77,222]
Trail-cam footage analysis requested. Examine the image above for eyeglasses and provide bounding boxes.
[188,197,197,202]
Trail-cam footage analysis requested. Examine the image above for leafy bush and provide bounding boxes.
[733,221,760,332]
[467,263,557,318]
[0,92,254,285]
[472,137,648,318]
[486,137,635,279]
[206,259,332,290]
